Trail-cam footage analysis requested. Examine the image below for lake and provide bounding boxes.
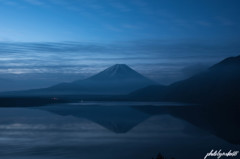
[0,102,239,159]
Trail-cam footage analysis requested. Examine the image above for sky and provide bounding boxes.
[0,0,240,90]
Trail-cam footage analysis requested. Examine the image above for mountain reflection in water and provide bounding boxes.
[0,102,239,159]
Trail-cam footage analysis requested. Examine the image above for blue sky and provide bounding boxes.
[1,0,240,42]
[0,0,240,89]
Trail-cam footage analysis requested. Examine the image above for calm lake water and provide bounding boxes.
[0,102,239,159]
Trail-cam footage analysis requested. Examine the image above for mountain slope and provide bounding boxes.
[79,64,147,81]
[49,64,155,95]
[4,64,155,96]
[131,55,240,104]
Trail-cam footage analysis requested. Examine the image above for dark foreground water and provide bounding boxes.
[0,102,239,159]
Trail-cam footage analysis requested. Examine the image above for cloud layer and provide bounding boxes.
[0,40,239,86]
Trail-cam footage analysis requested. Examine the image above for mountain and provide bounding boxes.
[130,55,240,104]
[4,64,155,96]
[79,64,148,81]
[48,64,155,95]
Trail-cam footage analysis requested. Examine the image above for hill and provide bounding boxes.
[130,55,240,104]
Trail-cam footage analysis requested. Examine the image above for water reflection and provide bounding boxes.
[0,102,239,159]
[134,105,240,145]
[39,104,150,133]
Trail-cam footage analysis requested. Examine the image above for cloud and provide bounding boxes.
[103,24,122,32]
[0,42,109,54]
[196,20,212,27]
[215,16,235,26]
[131,0,147,7]
[181,63,209,77]
[23,0,45,6]
[109,2,131,12]
[0,0,18,6]
[0,40,239,85]
[122,24,140,29]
